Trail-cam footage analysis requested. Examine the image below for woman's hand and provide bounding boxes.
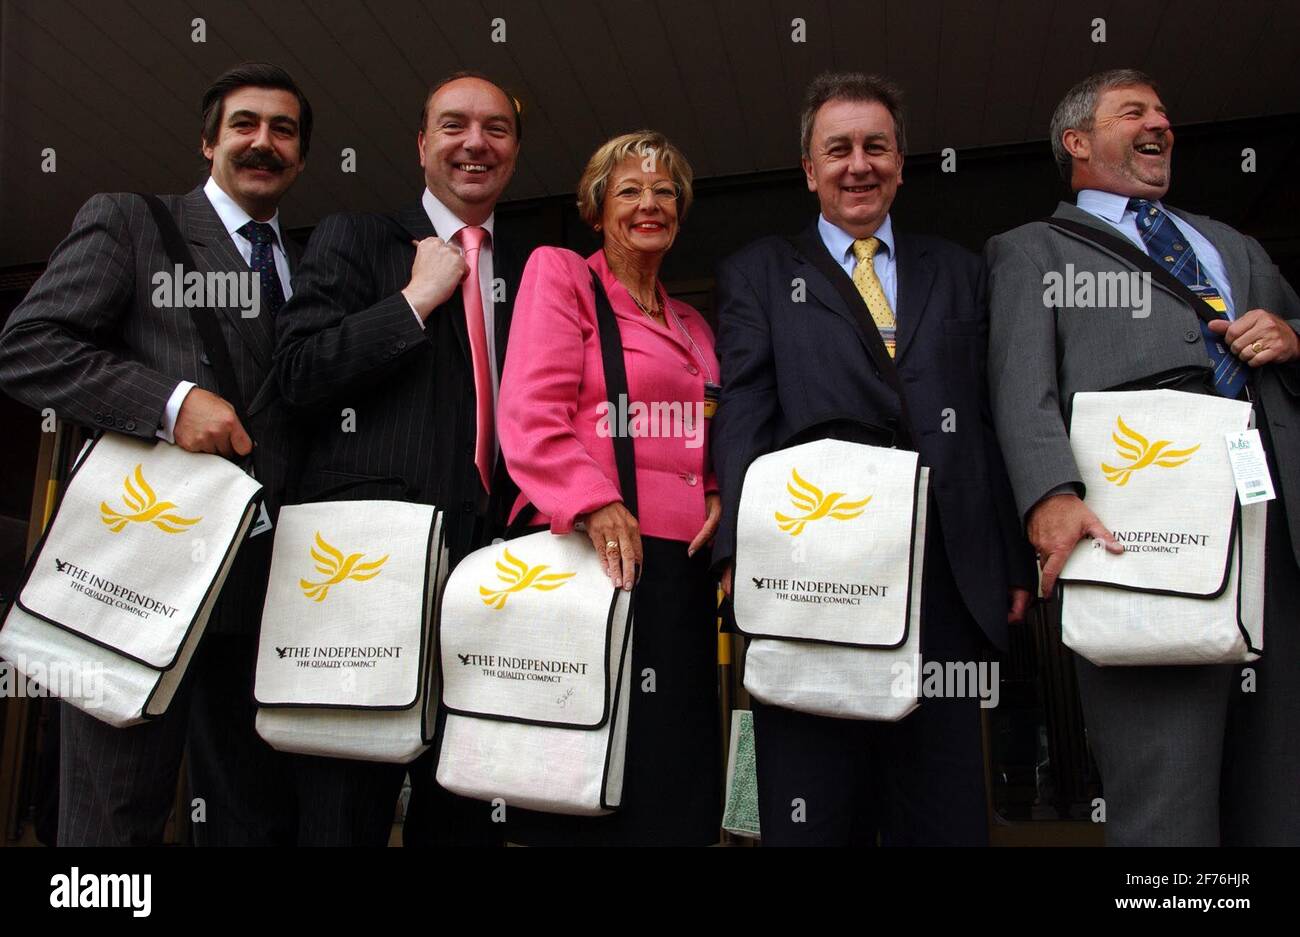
[584,501,642,591]
[688,493,722,558]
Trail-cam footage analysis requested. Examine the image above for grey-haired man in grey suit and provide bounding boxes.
[986,68,1300,846]
[0,63,311,845]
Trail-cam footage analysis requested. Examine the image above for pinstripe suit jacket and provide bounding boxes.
[986,200,1300,567]
[0,185,302,633]
[273,204,520,566]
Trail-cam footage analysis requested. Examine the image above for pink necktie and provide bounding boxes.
[458,225,494,494]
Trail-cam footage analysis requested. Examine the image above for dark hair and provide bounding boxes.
[419,70,523,141]
[201,62,313,160]
[800,72,907,159]
[1050,68,1160,181]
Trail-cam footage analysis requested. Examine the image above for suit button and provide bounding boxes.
[1209,358,1218,368]
[115,418,125,428]
[125,420,137,431]
[681,472,698,486]
[685,364,699,375]
[1184,329,1199,343]
[200,353,212,366]
[397,340,407,350]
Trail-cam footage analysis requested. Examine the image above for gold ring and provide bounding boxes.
[1252,340,1265,354]
[605,540,619,552]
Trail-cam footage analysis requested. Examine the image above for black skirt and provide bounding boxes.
[504,535,722,846]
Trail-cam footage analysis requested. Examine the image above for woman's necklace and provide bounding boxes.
[629,288,664,322]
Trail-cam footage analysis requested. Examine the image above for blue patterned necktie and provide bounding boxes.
[1128,198,1245,397]
[237,220,286,316]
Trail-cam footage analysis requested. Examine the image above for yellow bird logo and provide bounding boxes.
[479,548,576,609]
[774,468,870,536]
[1101,416,1201,487]
[100,464,202,534]
[299,532,389,603]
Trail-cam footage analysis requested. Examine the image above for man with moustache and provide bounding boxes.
[274,71,523,846]
[710,72,1034,846]
[0,62,311,845]
[987,68,1300,845]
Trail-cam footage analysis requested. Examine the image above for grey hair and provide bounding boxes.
[799,72,907,159]
[1050,68,1160,181]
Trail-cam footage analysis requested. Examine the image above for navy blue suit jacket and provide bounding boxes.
[711,221,1034,651]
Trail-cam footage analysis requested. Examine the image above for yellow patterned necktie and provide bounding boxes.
[851,236,897,358]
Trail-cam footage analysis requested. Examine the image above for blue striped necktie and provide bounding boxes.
[1128,198,1245,397]
[238,220,286,316]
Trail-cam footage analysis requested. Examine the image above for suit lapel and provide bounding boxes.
[791,223,878,361]
[892,235,933,365]
[180,187,275,369]
[393,204,471,365]
[1049,201,1188,308]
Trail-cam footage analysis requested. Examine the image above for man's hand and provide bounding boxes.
[1008,587,1031,624]
[1026,493,1123,599]
[173,387,252,458]
[720,565,733,599]
[400,237,469,319]
[1207,309,1300,367]
[687,493,722,558]
[583,501,642,592]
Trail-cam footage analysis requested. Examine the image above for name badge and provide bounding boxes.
[703,382,721,420]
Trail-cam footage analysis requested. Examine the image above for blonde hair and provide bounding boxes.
[576,130,694,228]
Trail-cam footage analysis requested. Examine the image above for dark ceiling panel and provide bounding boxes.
[935,0,999,151]
[717,0,801,170]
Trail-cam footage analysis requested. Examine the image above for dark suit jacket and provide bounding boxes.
[711,221,1034,651]
[273,204,520,565]
[0,186,300,633]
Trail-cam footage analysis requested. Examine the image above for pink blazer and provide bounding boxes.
[498,247,719,543]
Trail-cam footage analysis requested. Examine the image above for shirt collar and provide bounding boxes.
[1075,188,1160,224]
[422,188,495,245]
[818,212,894,265]
[204,176,284,245]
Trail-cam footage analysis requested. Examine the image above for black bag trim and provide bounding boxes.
[253,507,443,712]
[11,434,260,675]
[732,440,922,649]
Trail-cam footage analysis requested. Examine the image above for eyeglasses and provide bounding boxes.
[611,183,680,204]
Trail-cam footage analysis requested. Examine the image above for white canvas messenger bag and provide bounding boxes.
[436,267,638,816]
[1059,389,1264,666]
[437,530,634,815]
[254,500,445,763]
[0,433,261,727]
[734,437,929,721]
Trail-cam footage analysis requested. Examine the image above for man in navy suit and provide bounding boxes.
[711,72,1034,846]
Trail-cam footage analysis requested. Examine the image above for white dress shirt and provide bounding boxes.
[157,177,293,441]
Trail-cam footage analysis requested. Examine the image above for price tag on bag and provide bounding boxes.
[1225,429,1276,505]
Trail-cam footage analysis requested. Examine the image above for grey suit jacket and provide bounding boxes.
[986,199,1300,566]
[0,185,301,632]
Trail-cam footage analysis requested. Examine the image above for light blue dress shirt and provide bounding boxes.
[1075,189,1236,318]
[817,213,898,312]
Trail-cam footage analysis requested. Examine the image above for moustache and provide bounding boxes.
[233,150,286,172]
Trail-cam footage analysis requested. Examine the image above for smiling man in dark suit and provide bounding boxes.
[274,71,524,846]
[0,62,311,845]
[711,72,1034,846]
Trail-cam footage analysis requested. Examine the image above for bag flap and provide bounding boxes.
[16,434,262,670]
[439,530,628,729]
[254,501,439,709]
[1060,390,1252,597]
[733,439,921,647]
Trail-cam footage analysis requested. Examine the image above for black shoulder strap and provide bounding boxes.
[1045,216,1224,327]
[504,268,639,536]
[588,268,639,519]
[138,193,249,423]
[786,233,916,451]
